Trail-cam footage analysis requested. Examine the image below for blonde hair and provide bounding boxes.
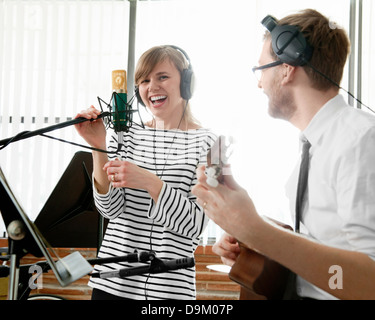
[135,45,200,127]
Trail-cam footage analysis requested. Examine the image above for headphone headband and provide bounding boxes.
[167,45,192,69]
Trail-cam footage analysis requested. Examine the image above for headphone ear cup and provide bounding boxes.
[180,68,194,101]
[168,45,194,101]
[271,25,313,66]
[135,87,145,107]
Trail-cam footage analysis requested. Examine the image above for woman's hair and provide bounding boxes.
[135,45,199,126]
[266,9,351,91]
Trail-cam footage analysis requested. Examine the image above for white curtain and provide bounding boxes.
[0,0,129,235]
[1,0,369,244]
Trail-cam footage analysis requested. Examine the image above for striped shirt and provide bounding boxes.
[88,123,216,299]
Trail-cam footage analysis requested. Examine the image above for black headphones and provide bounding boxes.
[135,45,194,106]
[262,15,313,66]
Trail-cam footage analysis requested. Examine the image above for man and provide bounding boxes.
[192,9,375,300]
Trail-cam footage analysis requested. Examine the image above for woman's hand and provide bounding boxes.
[104,159,163,202]
[74,105,107,149]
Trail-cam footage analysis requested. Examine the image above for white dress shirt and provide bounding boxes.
[285,94,375,299]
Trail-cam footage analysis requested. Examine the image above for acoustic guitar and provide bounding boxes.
[205,136,292,300]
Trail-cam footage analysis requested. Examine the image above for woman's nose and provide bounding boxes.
[148,79,160,92]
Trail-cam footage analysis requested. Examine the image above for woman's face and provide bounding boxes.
[138,59,184,126]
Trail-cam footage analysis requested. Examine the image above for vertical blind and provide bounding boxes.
[0,0,129,235]
[1,0,371,243]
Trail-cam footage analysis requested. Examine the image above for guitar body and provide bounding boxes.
[229,242,291,300]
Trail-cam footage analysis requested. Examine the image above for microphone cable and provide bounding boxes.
[25,111,123,155]
[39,132,123,154]
[0,130,31,151]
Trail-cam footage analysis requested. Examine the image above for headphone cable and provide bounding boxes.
[303,58,374,114]
[144,100,189,300]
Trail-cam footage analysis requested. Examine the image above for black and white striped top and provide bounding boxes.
[88,123,216,299]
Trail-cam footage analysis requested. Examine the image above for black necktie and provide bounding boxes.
[295,139,311,233]
[283,139,311,300]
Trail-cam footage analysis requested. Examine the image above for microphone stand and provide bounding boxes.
[1,91,143,152]
[0,112,110,149]
[91,256,196,279]
[0,250,157,300]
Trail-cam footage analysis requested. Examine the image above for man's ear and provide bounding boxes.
[281,64,297,85]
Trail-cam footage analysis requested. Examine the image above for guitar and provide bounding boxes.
[205,136,292,300]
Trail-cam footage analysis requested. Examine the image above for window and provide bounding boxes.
[361,0,375,111]
[0,0,130,235]
[0,0,370,244]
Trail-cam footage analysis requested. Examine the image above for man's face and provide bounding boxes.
[257,39,296,121]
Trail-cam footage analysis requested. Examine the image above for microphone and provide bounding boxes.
[96,69,140,134]
[88,250,155,266]
[111,70,131,133]
[91,257,195,279]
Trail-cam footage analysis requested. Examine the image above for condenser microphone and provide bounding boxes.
[111,70,129,133]
[88,251,156,266]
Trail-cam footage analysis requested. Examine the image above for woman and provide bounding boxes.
[75,45,215,299]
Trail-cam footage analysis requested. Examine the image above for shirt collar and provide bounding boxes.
[301,94,348,148]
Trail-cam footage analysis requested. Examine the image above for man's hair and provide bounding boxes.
[266,9,351,91]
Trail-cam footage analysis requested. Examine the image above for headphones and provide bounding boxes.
[262,15,313,66]
[135,45,194,106]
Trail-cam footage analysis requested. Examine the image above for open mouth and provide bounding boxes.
[150,95,167,107]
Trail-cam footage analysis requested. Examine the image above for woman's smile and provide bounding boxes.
[149,95,167,108]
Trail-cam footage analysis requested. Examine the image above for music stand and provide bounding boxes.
[0,166,93,300]
[34,151,107,249]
